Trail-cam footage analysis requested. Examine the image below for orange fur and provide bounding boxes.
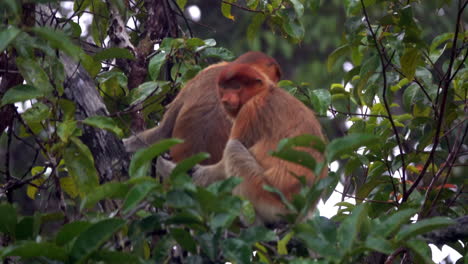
[186,63,327,223]
[123,52,281,165]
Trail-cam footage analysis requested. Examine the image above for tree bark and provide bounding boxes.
[62,54,129,181]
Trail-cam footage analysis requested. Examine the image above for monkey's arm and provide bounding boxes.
[122,102,183,152]
[193,139,265,187]
[223,139,265,177]
[156,156,226,187]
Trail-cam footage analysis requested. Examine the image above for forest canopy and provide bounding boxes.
[0,0,467,263]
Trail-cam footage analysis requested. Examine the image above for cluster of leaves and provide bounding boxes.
[216,0,316,43]
[0,0,466,263]
[1,135,455,263]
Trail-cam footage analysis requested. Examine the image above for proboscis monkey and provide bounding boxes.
[123,52,281,165]
[157,63,327,224]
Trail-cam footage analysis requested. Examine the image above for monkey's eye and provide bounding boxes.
[228,83,241,90]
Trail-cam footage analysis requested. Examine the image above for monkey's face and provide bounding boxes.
[218,64,265,118]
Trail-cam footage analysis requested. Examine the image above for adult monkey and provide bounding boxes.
[123,52,281,165]
[157,63,327,224]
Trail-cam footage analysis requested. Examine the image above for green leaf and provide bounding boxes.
[240,226,276,244]
[1,242,67,261]
[1,85,44,106]
[79,53,101,77]
[327,45,350,72]
[0,203,17,236]
[337,203,368,254]
[364,235,395,254]
[170,228,197,253]
[401,47,420,81]
[70,219,125,264]
[326,133,379,162]
[148,52,167,80]
[129,138,182,178]
[344,0,361,16]
[272,135,326,173]
[171,152,210,177]
[277,231,293,255]
[166,190,196,208]
[15,216,38,241]
[197,233,218,261]
[60,176,79,198]
[404,239,434,264]
[372,208,417,238]
[57,121,81,143]
[310,89,331,115]
[185,38,206,51]
[355,176,388,203]
[93,47,134,61]
[55,221,92,246]
[294,219,337,258]
[122,181,158,214]
[402,84,425,111]
[82,116,124,138]
[247,13,265,43]
[81,182,130,209]
[176,0,187,9]
[31,27,82,59]
[222,238,251,264]
[246,0,259,9]
[22,102,49,123]
[290,0,304,17]
[395,217,455,242]
[283,18,305,41]
[63,137,99,195]
[0,0,20,16]
[128,81,168,105]
[221,0,236,20]
[15,57,54,94]
[0,26,20,53]
[429,32,453,52]
[201,47,235,61]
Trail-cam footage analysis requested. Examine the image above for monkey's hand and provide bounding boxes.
[156,155,177,179]
[224,139,264,176]
[122,136,147,153]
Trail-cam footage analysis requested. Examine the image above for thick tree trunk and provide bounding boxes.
[61,54,129,181]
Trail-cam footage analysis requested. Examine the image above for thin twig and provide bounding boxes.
[405,0,467,200]
[361,0,407,201]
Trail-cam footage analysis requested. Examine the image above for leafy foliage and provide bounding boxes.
[0,0,466,263]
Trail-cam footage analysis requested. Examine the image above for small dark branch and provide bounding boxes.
[426,124,468,215]
[221,0,265,13]
[422,51,444,81]
[53,170,69,221]
[361,0,407,200]
[60,0,85,31]
[20,149,40,179]
[5,124,13,202]
[385,247,406,264]
[3,165,56,194]
[383,161,399,203]
[169,0,193,38]
[329,108,389,119]
[449,45,468,83]
[386,60,436,112]
[441,117,467,138]
[14,110,48,155]
[405,0,467,200]
[446,185,464,208]
[334,189,397,205]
